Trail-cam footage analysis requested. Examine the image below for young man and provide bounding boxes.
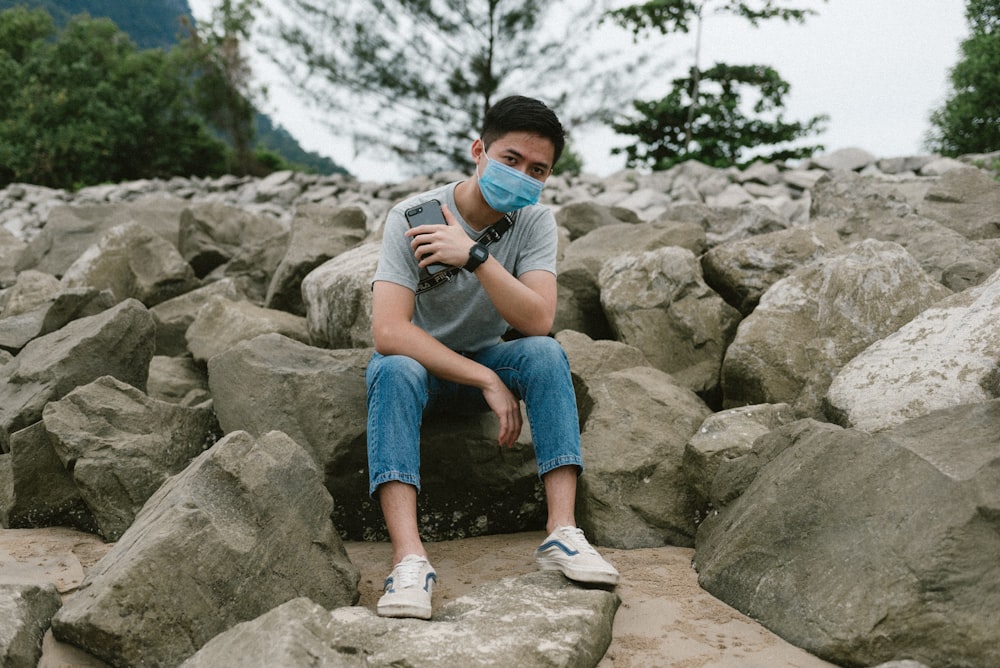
[367,95,619,620]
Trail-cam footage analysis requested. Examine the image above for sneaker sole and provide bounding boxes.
[376,600,433,620]
[536,557,620,586]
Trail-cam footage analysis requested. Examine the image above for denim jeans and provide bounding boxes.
[366,336,583,497]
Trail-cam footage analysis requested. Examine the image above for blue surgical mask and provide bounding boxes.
[476,150,545,213]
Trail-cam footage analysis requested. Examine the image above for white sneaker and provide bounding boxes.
[535,526,620,586]
[376,554,437,619]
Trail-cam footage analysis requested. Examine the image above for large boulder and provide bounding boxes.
[826,266,1000,432]
[265,204,368,315]
[694,401,1000,668]
[917,166,1000,240]
[51,430,360,668]
[0,287,115,354]
[301,242,381,349]
[599,246,741,399]
[148,278,244,357]
[0,583,63,668]
[185,295,310,365]
[42,375,221,540]
[59,221,199,306]
[0,299,155,451]
[575,365,712,548]
[183,572,618,668]
[722,240,951,418]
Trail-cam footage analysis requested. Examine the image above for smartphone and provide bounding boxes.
[404,199,449,274]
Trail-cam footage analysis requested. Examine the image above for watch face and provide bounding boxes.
[472,245,488,261]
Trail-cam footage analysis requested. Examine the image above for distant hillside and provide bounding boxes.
[0,0,349,176]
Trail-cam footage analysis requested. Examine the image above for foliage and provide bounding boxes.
[174,0,265,176]
[268,0,657,175]
[0,0,192,49]
[0,6,229,189]
[613,63,827,169]
[925,0,1000,156]
[607,0,827,170]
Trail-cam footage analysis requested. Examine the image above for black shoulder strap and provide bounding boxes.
[415,210,519,295]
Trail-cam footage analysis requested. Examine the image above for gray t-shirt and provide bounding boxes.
[373,182,558,352]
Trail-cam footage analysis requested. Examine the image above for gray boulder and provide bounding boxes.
[185,295,309,365]
[701,224,843,315]
[148,277,244,356]
[208,333,544,541]
[555,220,706,340]
[42,375,220,540]
[694,401,1000,668]
[265,204,368,315]
[682,403,796,514]
[15,195,187,277]
[0,269,61,316]
[184,572,618,668]
[0,287,116,353]
[146,355,210,406]
[178,201,287,278]
[554,200,641,241]
[576,365,712,548]
[599,246,741,398]
[722,240,951,418]
[301,242,380,349]
[0,298,155,451]
[4,421,98,533]
[0,583,63,668]
[917,166,1000,240]
[0,227,27,288]
[810,147,876,172]
[51,430,360,668]
[59,221,199,306]
[826,266,1000,432]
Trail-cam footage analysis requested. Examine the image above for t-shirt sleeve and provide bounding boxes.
[513,208,558,277]
[373,205,419,291]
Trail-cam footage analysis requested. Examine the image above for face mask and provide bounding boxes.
[476,149,545,213]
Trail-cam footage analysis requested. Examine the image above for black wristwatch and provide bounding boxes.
[464,243,489,272]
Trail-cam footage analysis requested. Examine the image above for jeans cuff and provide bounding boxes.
[537,455,584,479]
[369,471,421,498]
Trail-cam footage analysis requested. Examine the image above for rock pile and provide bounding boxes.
[1,146,999,667]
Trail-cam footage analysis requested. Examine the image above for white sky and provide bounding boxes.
[189,0,969,181]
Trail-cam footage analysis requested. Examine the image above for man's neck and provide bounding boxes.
[454,178,504,232]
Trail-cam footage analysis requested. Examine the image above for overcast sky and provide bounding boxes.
[189,0,969,181]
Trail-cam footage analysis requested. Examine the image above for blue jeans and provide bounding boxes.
[366,336,583,497]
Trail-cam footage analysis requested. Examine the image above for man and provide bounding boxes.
[367,95,619,620]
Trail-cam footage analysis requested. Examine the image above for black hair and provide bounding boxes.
[481,95,566,167]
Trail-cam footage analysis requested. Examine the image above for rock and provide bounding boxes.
[701,224,843,315]
[146,355,210,406]
[301,242,381,349]
[917,166,1000,240]
[59,221,199,306]
[42,375,221,540]
[694,401,1000,668]
[555,220,706,340]
[184,572,619,668]
[826,266,1000,432]
[4,421,98,533]
[599,246,741,399]
[177,201,287,278]
[265,204,368,315]
[0,583,63,668]
[810,147,876,172]
[576,365,712,548]
[0,269,61,317]
[185,295,310,365]
[0,227,27,288]
[0,287,116,354]
[51,430,360,668]
[682,403,796,513]
[148,277,245,357]
[555,201,642,241]
[722,240,951,418]
[0,299,155,452]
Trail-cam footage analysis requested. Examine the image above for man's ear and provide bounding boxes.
[471,137,484,162]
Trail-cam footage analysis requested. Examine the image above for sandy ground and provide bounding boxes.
[1,527,835,667]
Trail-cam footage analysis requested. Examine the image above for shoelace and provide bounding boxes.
[393,557,427,589]
[559,526,599,556]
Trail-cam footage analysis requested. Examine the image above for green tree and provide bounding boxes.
[268,0,658,174]
[175,0,264,176]
[607,0,828,170]
[0,6,228,189]
[925,0,1000,156]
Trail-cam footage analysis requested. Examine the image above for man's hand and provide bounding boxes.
[405,203,474,270]
[481,375,522,448]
